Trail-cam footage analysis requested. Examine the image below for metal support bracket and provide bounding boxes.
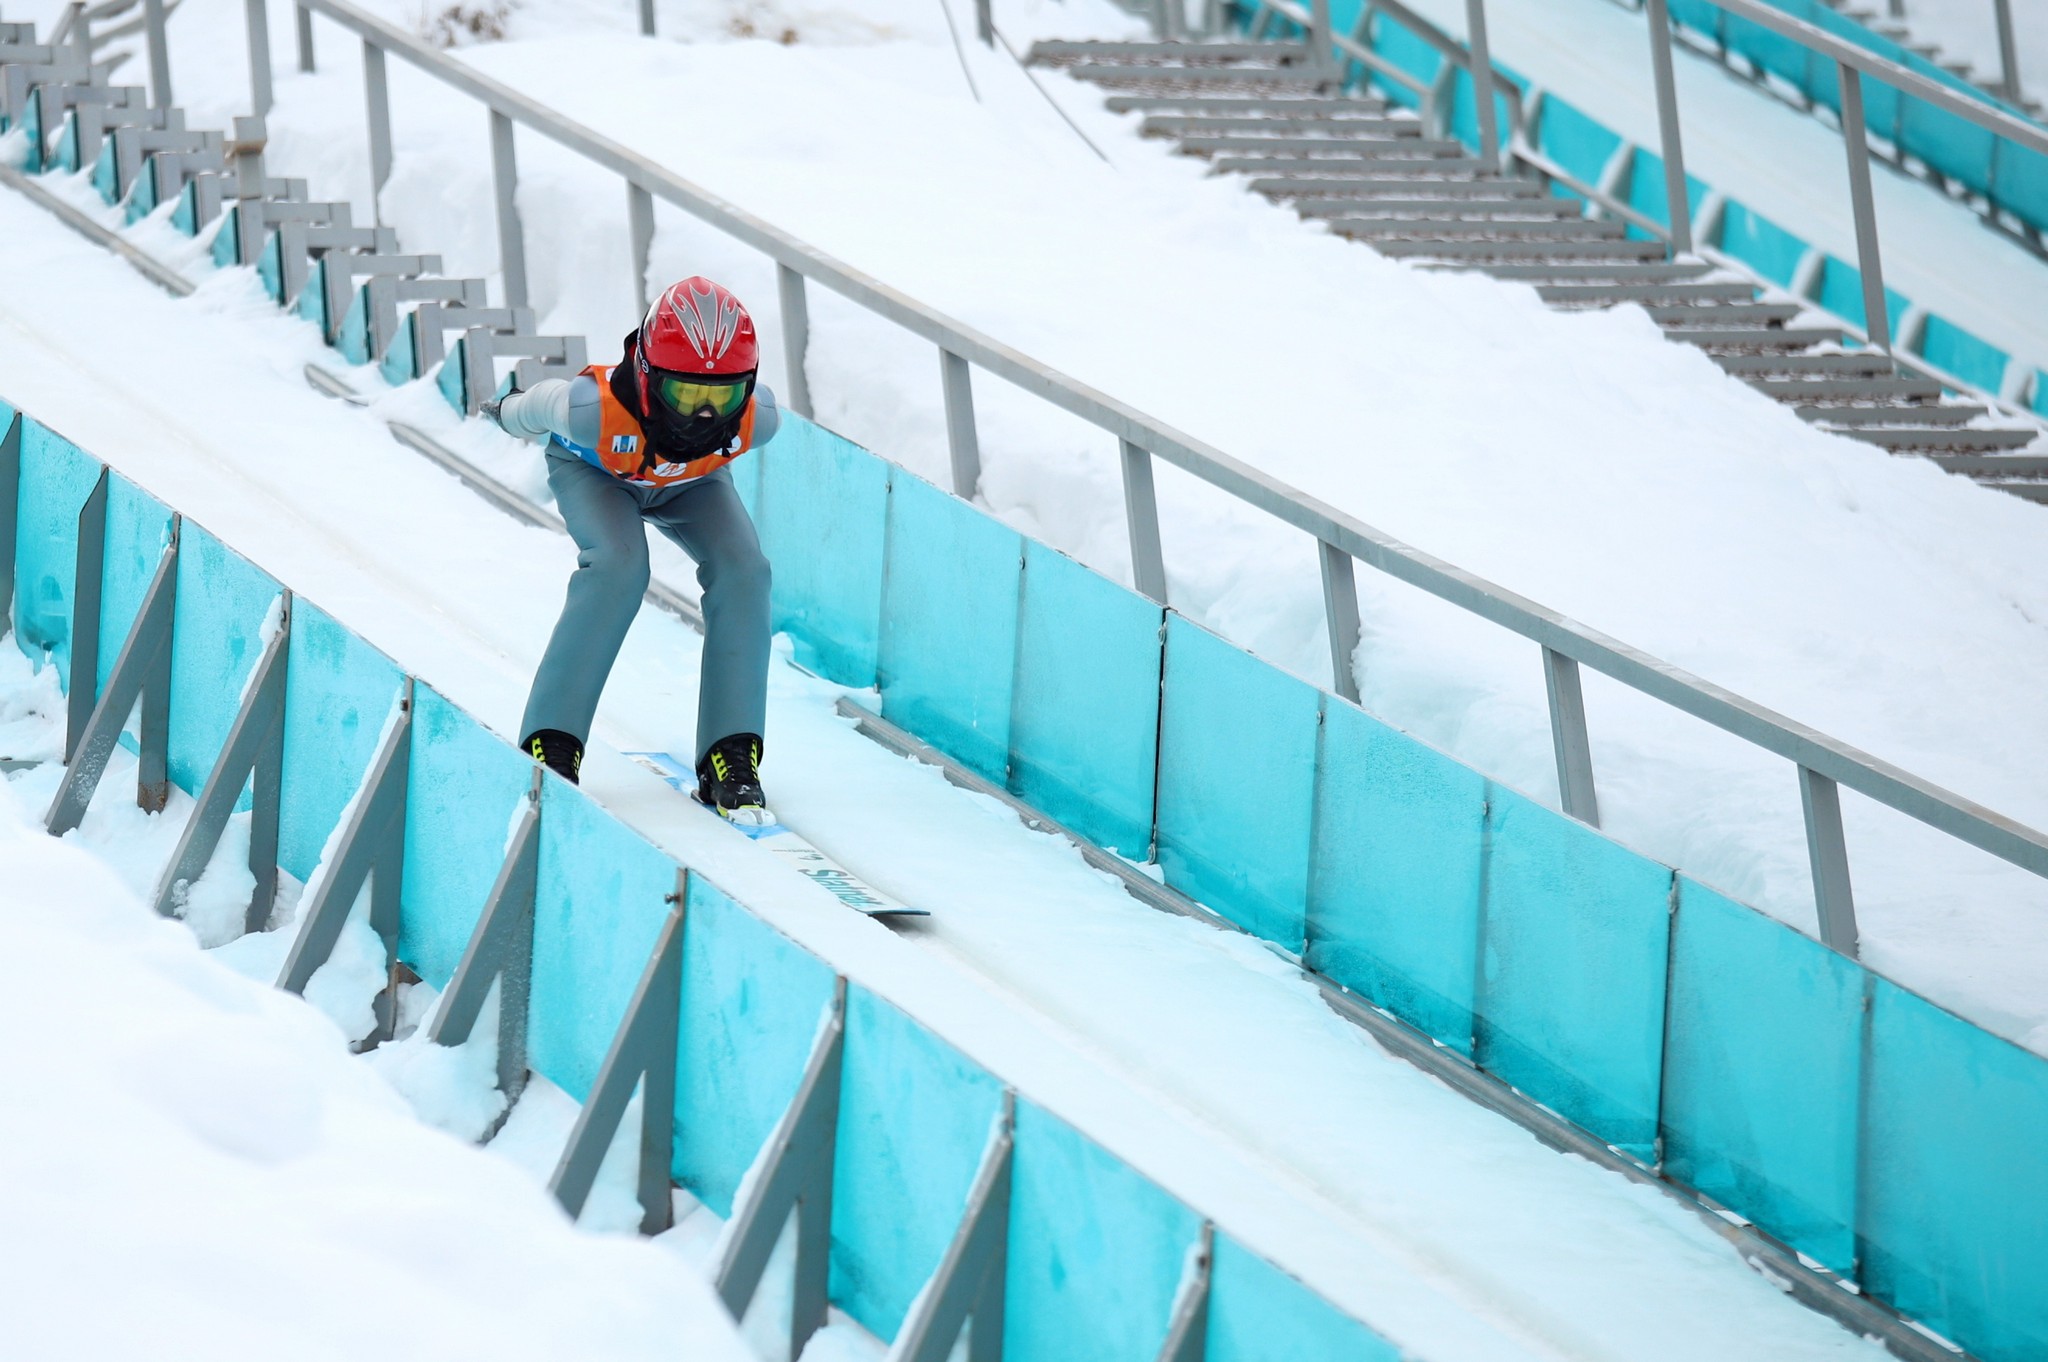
[64,469,110,760]
[548,875,685,1234]
[1798,765,1860,957]
[277,680,412,1021]
[1154,1223,1213,1362]
[46,506,179,834]
[890,1092,1015,1362]
[627,181,654,318]
[1119,439,1168,605]
[1541,645,1600,827]
[777,263,812,420]
[489,109,528,310]
[0,413,19,631]
[148,591,290,933]
[427,766,541,1109]
[1317,539,1361,704]
[940,348,982,500]
[714,978,847,1358]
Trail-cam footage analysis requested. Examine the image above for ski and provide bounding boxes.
[625,752,927,918]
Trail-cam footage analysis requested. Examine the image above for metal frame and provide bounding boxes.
[148,591,289,932]
[46,488,178,834]
[426,768,541,1107]
[276,679,411,1028]
[889,1092,1015,1362]
[548,876,684,1233]
[1153,1223,1213,1362]
[0,414,19,645]
[713,978,846,1360]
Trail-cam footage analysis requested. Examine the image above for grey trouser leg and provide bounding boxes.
[520,457,771,762]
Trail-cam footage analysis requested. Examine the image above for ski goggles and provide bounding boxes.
[655,374,751,419]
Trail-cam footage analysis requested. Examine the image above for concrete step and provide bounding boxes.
[1179,134,1462,156]
[1067,64,1331,89]
[1373,238,1672,261]
[1220,155,1494,176]
[1681,327,1845,351]
[1436,261,1716,282]
[1030,40,1312,65]
[1839,426,2040,452]
[1648,301,1806,326]
[1106,94,1389,114]
[1139,114,1419,136]
[1928,453,2048,477]
[1797,403,1985,427]
[1715,353,1897,377]
[1753,376,1945,401]
[1331,218,1628,242]
[1539,281,1760,305]
[1253,176,1548,199]
[1295,196,1584,220]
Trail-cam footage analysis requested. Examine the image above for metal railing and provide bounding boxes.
[220,0,2048,956]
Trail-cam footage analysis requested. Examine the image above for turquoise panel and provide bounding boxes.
[1534,94,1623,187]
[752,415,888,688]
[380,310,418,387]
[53,110,79,172]
[1917,314,2009,393]
[92,139,116,204]
[95,475,173,699]
[1207,1236,1401,1362]
[436,339,466,412]
[528,778,675,1102]
[2036,370,2048,419]
[1992,140,2048,233]
[1365,14,1442,110]
[167,525,281,797]
[831,985,1004,1340]
[336,286,372,366]
[1670,0,1727,47]
[277,600,405,883]
[172,180,198,236]
[672,874,836,1215]
[212,206,243,269]
[397,685,531,989]
[11,420,100,663]
[1623,148,1709,237]
[878,471,1021,784]
[1716,201,1810,287]
[258,230,284,303]
[1004,1100,1200,1362]
[1307,701,1485,1055]
[296,259,328,333]
[1662,879,1861,1273]
[1813,256,1911,338]
[125,157,159,225]
[1446,61,1524,158]
[1474,788,1671,1157]
[1009,541,1162,858]
[1156,616,1317,951]
[1902,97,1996,198]
[1863,981,2048,1362]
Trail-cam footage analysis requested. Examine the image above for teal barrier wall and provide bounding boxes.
[3,406,1399,1360]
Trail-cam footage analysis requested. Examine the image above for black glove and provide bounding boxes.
[479,381,521,427]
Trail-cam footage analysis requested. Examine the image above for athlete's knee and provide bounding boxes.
[706,539,771,609]
[577,535,651,599]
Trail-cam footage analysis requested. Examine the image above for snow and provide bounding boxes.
[0,653,755,1361]
[1891,0,2048,111]
[0,162,1910,1358]
[36,0,2048,1044]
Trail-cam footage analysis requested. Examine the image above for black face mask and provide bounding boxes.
[615,331,755,461]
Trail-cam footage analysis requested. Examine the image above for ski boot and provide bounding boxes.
[522,728,583,785]
[696,732,774,828]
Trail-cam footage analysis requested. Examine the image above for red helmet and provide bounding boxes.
[640,276,759,377]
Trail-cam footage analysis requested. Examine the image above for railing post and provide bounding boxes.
[1317,540,1361,704]
[0,415,19,628]
[1309,0,1334,69]
[975,0,993,46]
[638,0,655,38]
[295,2,315,73]
[1118,439,1168,605]
[65,471,109,763]
[1644,0,1693,256]
[1836,63,1892,356]
[626,182,654,318]
[1462,0,1501,171]
[1154,0,1181,42]
[777,263,813,420]
[363,40,393,224]
[1155,1224,1214,1362]
[1541,646,1600,827]
[244,0,274,117]
[939,348,982,500]
[1991,0,2022,104]
[143,0,172,110]
[1798,765,1860,956]
[489,110,529,310]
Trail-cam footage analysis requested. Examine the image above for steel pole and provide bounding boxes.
[1836,63,1892,355]
[244,0,274,116]
[777,264,812,419]
[1992,0,2022,104]
[1462,0,1500,172]
[489,109,529,310]
[638,0,654,37]
[295,1,314,71]
[363,39,393,223]
[1645,0,1694,255]
[627,181,653,317]
[143,0,173,109]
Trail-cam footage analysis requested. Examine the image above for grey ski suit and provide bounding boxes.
[494,373,779,761]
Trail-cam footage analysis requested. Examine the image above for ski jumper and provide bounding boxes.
[496,368,780,759]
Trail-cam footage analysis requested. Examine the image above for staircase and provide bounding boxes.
[1030,38,2048,498]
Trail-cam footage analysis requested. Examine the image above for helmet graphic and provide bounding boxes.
[630,277,760,458]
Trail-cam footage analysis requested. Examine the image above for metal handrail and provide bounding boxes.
[248,0,2048,950]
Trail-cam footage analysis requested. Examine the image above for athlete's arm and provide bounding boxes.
[492,375,603,449]
[751,384,781,445]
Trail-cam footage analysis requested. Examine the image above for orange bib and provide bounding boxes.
[580,363,756,488]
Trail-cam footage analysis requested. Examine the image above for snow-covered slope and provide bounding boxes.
[28,0,2048,1043]
[0,151,1900,1359]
